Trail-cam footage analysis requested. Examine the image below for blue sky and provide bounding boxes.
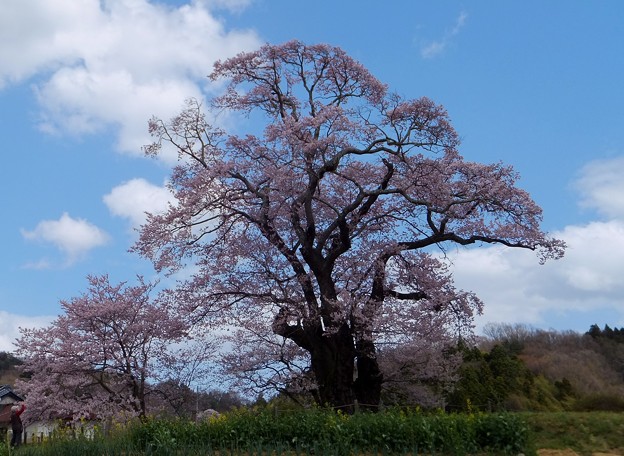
[2,0,624,351]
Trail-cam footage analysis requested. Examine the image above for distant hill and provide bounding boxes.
[449,323,624,412]
[0,351,22,386]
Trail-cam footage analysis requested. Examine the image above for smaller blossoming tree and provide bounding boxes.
[15,274,208,423]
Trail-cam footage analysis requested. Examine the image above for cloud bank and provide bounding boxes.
[0,0,261,155]
[448,156,624,333]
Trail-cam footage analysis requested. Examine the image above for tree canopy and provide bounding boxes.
[135,40,565,410]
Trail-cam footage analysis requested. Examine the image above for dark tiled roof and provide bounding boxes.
[0,385,23,402]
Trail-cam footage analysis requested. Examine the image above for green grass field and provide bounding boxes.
[526,412,624,455]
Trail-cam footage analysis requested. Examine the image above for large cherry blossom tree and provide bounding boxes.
[135,41,565,411]
[15,275,208,422]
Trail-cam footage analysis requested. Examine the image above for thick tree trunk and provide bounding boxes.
[354,338,383,411]
[308,323,357,412]
[273,311,383,412]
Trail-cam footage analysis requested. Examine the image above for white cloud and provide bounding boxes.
[420,11,468,59]
[447,230,624,333]
[0,1,97,86]
[196,0,253,12]
[446,156,624,334]
[1,0,261,157]
[575,156,624,220]
[446,246,547,329]
[21,212,110,266]
[556,221,624,292]
[0,311,54,353]
[104,178,175,229]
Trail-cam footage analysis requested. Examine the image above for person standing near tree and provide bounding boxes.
[10,402,26,448]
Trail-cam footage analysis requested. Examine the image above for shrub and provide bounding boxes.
[573,392,624,412]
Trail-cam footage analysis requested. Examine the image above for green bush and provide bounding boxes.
[474,413,532,454]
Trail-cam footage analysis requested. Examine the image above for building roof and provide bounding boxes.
[0,385,23,403]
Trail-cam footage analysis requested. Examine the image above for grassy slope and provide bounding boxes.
[526,412,624,455]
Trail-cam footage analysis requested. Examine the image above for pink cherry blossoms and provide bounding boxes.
[134,41,565,410]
